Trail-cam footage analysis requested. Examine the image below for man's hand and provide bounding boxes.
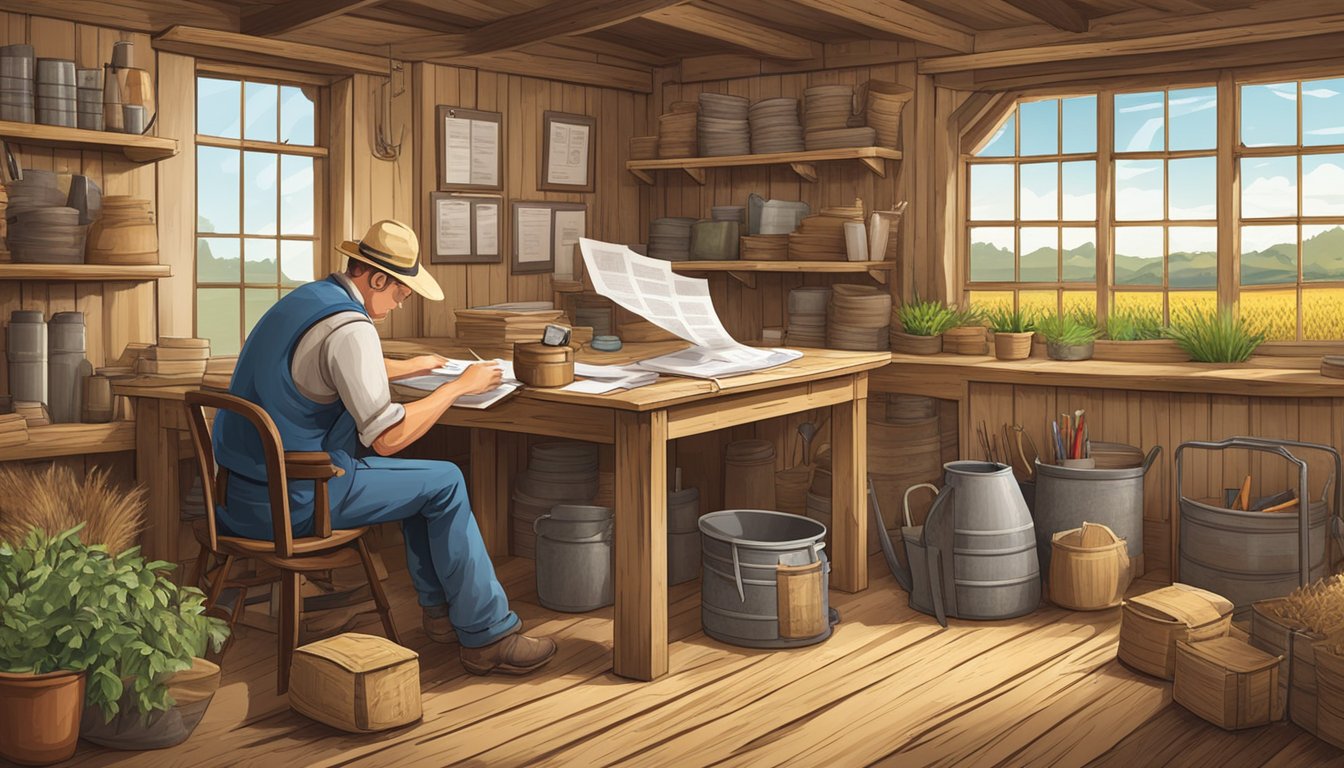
[385,354,449,380]
[454,362,503,395]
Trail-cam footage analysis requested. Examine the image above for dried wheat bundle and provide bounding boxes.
[1265,574,1344,637]
[0,464,145,553]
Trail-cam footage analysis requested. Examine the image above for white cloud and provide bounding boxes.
[1115,161,1159,181]
[1116,187,1163,220]
[1241,172,1296,217]
[1118,100,1162,113]
[1303,87,1340,99]
[1115,227,1164,258]
[1303,159,1344,215]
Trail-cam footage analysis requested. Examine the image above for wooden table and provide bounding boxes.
[388,338,888,681]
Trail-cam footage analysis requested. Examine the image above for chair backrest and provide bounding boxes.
[184,390,297,558]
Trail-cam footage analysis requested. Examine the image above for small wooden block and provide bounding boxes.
[776,561,825,639]
[1174,637,1282,730]
[289,633,421,733]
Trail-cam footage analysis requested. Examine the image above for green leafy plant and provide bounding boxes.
[1105,306,1165,341]
[984,306,1035,334]
[895,296,959,337]
[1164,308,1265,363]
[1034,311,1101,346]
[0,525,229,722]
[949,304,987,328]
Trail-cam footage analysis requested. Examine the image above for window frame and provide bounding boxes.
[192,62,329,353]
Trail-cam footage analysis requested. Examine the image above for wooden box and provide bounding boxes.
[1118,583,1234,680]
[289,633,421,733]
[1048,523,1131,611]
[1174,637,1282,730]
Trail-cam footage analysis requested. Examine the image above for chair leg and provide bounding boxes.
[203,555,234,616]
[277,571,301,695]
[357,538,400,645]
[189,545,211,590]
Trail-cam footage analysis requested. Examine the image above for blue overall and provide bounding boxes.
[212,276,519,647]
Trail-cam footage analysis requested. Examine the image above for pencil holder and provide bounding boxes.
[514,342,574,388]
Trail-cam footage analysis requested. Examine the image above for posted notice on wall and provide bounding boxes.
[546,121,590,186]
[443,115,499,187]
[435,197,471,257]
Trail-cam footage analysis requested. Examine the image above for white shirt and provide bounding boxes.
[290,273,405,446]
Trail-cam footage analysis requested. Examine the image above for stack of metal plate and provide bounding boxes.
[0,44,34,123]
[697,93,749,157]
[75,68,102,131]
[35,58,75,128]
[6,169,88,264]
[647,217,696,261]
[711,205,745,224]
[748,97,804,154]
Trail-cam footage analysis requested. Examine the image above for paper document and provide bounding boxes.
[579,238,802,379]
[435,198,471,256]
[562,362,659,393]
[393,359,519,409]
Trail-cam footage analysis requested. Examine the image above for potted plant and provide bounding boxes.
[1092,307,1189,363]
[942,307,989,355]
[1164,308,1265,363]
[891,296,957,355]
[1035,311,1101,361]
[984,307,1035,361]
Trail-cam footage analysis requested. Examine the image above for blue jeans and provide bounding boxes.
[220,457,519,648]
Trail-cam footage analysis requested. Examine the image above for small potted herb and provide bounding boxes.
[985,307,1035,361]
[1035,311,1101,361]
[942,307,989,355]
[1164,308,1265,363]
[1093,306,1189,363]
[891,296,957,355]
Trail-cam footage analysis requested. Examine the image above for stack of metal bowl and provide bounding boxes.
[0,44,34,123]
[75,68,102,131]
[35,58,75,127]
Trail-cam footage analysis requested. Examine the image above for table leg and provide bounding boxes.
[136,399,181,566]
[469,428,509,558]
[614,410,668,681]
[830,373,869,593]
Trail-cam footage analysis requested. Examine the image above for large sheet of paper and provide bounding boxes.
[579,238,802,378]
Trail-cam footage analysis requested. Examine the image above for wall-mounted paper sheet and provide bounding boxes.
[516,206,552,264]
[547,121,590,186]
[475,203,499,256]
[553,209,586,280]
[443,116,472,185]
[435,197,471,256]
[470,120,499,187]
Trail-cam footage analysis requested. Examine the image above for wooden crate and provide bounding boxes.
[289,633,421,733]
[1174,637,1282,730]
[1118,583,1234,680]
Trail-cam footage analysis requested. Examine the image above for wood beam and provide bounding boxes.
[1000,0,1089,33]
[242,0,388,37]
[153,25,390,77]
[643,5,820,61]
[432,49,653,93]
[0,0,237,33]
[676,39,916,82]
[788,0,974,53]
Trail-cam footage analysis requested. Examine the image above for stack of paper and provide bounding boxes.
[392,359,521,409]
[202,355,237,391]
[563,363,659,394]
[453,308,566,345]
[135,337,211,376]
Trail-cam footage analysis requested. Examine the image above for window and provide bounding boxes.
[195,74,322,355]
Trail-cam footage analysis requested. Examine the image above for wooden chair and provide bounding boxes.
[183,390,399,694]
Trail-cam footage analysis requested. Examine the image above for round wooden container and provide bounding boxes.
[942,326,987,355]
[890,331,943,355]
[514,343,574,388]
[724,439,776,510]
[1048,523,1131,611]
[993,331,1033,360]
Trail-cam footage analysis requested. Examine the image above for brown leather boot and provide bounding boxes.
[422,605,457,644]
[460,630,557,676]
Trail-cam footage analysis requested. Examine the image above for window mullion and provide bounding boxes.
[1097,90,1115,328]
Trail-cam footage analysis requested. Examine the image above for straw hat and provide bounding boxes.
[335,219,443,301]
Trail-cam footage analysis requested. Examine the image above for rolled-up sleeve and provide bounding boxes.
[322,319,405,446]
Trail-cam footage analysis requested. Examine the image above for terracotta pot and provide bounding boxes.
[993,331,1033,360]
[1046,340,1094,361]
[942,326,987,355]
[0,670,85,766]
[1091,339,1189,363]
[80,658,221,751]
[889,331,943,355]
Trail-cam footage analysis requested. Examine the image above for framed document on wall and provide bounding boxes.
[540,111,596,193]
[511,201,587,275]
[436,106,503,192]
[429,192,502,264]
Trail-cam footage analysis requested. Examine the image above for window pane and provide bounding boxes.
[244,81,278,142]
[197,77,240,139]
[969,164,1014,220]
[244,238,277,284]
[1168,226,1217,289]
[1019,162,1058,220]
[1240,224,1298,285]
[280,85,316,146]
[1114,226,1163,286]
[1168,156,1216,220]
[1303,78,1344,147]
[1115,91,1163,152]
[1241,289,1297,340]
[1169,291,1216,318]
[1303,224,1344,281]
[196,146,239,234]
[1019,290,1057,318]
[1062,290,1096,317]
[280,240,315,286]
[1020,227,1058,282]
[197,237,239,282]
[1240,82,1297,147]
[1062,161,1095,221]
[1019,99,1058,156]
[969,227,1015,282]
[243,151,278,235]
[1061,96,1096,154]
[1115,159,1163,221]
[1240,156,1297,218]
[1303,288,1344,339]
[1169,87,1216,151]
[966,291,1013,314]
[245,287,278,337]
[197,288,240,356]
[1113,291,1163,318]
[978,113,1014,157]
[1302,153,1344,216]
[280,154,314,235]
[1062,227,1096,283]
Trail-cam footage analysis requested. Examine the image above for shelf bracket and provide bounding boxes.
[789,162,818,183]
[728,271,757,288]
[629,167,655,185]
[682,168,706,185]
[859,157,887,178]
[868,269,888,285]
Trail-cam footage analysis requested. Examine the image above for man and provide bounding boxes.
[212,219,556,675]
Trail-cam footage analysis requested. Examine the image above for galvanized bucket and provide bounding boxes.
[668,487,701,586]
[1032,446,1160,574]
[534,504,613,612]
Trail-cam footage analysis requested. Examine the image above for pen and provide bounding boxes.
[467,348,484,362]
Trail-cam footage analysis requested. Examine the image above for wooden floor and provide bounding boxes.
[55,555,1344,768]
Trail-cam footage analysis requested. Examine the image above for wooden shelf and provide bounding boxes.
[627,147,902,185]
[0,263,171,281]
[671,259,895,286]
[0,121,178,163]
[0,422,136,462]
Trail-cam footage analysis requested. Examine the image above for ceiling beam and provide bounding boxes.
[643,6,819,60]
[242,0,388,37]
[787,0,975,53]
[999,0,1089,33]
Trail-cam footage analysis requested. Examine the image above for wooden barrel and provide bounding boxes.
[1317,646,1344,749]
[774,464,811,517]
[1249,599,1326,733]
[724,439,776,510]
[868,416,941,532]
[1049,523,1131,610]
